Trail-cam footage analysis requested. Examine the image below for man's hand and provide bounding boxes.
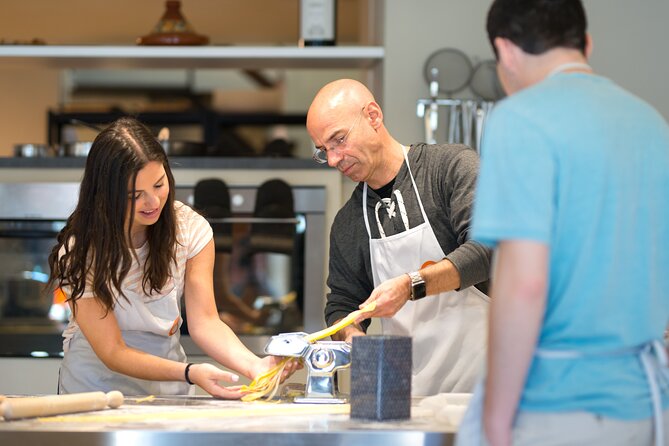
[358,274,412,319]
[332,324,366,343]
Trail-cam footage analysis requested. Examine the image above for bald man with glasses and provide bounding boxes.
[306,79,492,395]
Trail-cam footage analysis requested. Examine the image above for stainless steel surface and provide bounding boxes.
[0,396,456,446]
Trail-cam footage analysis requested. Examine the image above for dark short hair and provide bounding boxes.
[487,0,587,58]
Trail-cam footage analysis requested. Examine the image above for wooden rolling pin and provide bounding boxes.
[0,391,124,420]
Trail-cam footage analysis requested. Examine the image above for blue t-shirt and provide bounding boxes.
[472,71,669,420]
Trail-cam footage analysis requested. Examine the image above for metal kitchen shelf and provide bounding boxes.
[0,45,385,69]
[47,110,308,146]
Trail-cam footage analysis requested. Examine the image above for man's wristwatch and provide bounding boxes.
[407,270,426,301]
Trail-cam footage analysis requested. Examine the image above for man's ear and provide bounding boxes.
[494,37,519,73]
[584,32,594,59]
[365,101,383,130]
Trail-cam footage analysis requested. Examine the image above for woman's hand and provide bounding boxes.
[187,363,246,399]
[252,355,303,383]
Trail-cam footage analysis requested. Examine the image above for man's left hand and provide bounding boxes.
[359,274,412,318]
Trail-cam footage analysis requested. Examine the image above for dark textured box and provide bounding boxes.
[350,335,412,421]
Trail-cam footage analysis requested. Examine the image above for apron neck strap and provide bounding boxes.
[547,62,592,78]
[363,145,430,238]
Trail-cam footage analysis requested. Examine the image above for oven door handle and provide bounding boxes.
[0,229,60,238]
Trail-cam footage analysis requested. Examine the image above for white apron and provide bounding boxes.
[362,146,489,396]
[59,282,193,396]
[456,340,669,446]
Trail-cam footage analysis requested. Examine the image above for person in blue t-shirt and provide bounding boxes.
[467,1,669,445]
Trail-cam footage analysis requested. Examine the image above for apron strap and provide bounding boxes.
[373,190,410,238]
[401,146,431,225]
[394,189,410,230]
[640,341,669,446]
[362,183,373,237]
[374,200,388,238]
[362,145,430,239]
[536,340,668,446]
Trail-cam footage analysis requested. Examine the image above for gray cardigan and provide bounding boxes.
[324,143,492,330]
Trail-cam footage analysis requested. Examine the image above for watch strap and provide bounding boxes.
[407,270,426,300]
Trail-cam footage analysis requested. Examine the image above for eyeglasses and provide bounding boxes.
[312,107,365,164]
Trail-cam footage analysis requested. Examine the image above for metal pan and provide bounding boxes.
[14,144,57,158]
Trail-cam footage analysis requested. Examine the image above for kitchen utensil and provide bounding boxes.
[460,100,476,148]
[0,391,124,420]
[419,67,441,144]
[470,59,505,102]
[474,101,495,154]
[423,48,473,96]
[263,332,351,403]
[423,48,472,144]
[447,103,460,144]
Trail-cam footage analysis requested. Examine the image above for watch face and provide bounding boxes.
[409,272,426,300]
[413,281,427,300]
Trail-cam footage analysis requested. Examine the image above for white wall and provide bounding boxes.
[382,0,669,144]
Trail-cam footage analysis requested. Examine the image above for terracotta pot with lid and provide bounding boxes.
[137,1,209,46]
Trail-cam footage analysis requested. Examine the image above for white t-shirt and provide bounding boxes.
[61,201,212,351]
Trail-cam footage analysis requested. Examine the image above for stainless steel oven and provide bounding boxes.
[0,181,327,357]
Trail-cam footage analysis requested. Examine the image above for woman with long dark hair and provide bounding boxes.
[49,117,289,397]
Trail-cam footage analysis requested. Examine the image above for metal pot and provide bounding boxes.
[59,141,94,157]
[14,144,57,158]
[160,140,207,156]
